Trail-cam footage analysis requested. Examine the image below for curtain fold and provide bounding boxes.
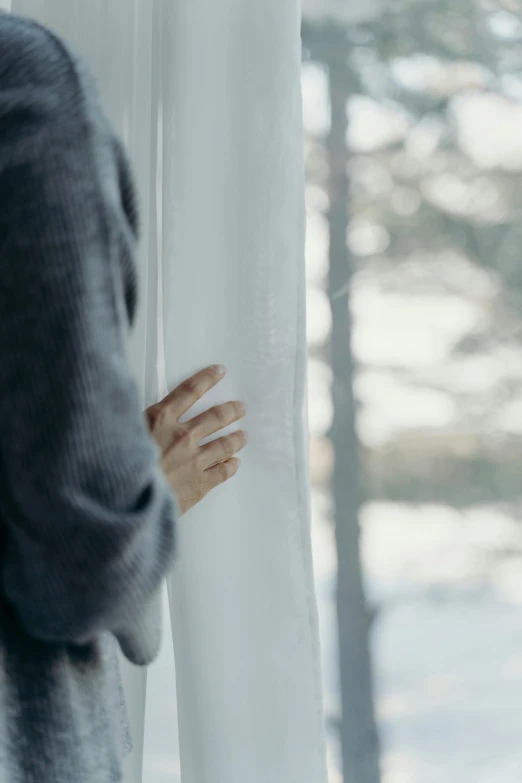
[7,2,327,781]
[159,3,327,781]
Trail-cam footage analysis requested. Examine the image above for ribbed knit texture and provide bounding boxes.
[0,10,178,782]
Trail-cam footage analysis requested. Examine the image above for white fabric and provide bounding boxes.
[161,3,327,782]
[7,2,327,782]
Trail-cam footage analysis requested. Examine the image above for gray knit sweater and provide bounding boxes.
[0,10,178,783]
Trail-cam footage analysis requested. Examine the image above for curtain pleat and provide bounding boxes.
[6,2,327,781]
[159,2,327,781]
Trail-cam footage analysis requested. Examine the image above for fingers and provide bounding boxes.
[199,430,248,469]
[205,457,241,490]
[161,365,226,420]
[188,400,246,440]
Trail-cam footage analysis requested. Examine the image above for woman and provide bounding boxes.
[0,9,247,782]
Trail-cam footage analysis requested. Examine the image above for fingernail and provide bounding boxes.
[239,402,247,414]
[242,430,249,442]
[215,364,226,376]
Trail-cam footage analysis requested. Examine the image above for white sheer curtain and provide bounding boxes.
[7,2,328,781]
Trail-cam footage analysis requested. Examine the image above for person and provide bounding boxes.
[0,8,247,783]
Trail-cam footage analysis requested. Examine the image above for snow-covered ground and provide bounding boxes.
[313,499,522,783]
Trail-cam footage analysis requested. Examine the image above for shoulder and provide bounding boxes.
[0,10,70,90]
[0,10,106,128]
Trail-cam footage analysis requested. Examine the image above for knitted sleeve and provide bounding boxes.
[0,15,177,656]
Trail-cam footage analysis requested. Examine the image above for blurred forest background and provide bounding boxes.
[300,0,522,782]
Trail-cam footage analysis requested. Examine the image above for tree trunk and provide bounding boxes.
[326,52,381,783]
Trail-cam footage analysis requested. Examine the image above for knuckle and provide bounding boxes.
[194,451,206,472]
[213,405,227,425]
[222,436,233,458]
[219,439,228,458]
[175,427,191,447]
[182,378,200,398]
[217,462,229,483]
[228,435,238,455]
[153,405,170,432]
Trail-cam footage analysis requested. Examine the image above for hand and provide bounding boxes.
[145,365,247,515]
